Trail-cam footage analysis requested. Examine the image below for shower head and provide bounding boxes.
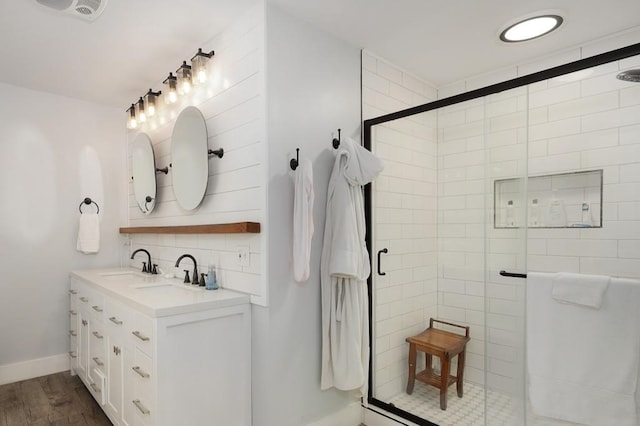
[616,69,640,83]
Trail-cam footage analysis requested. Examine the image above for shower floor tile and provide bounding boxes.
[387,382,582,425]
[388,381,515,426]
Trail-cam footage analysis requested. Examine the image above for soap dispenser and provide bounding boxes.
[206,264,219,290]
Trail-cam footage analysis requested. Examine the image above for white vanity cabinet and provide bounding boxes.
[69,269,252,426]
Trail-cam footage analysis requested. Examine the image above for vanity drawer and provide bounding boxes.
[105,298,134,337]
[128,313,154,357]
[131,348,154,425]
[86,288,105,321]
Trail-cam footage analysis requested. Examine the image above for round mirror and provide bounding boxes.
[171,106,209,210]
[131,132,157,214]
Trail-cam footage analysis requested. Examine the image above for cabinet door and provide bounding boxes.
[78,311,90,380]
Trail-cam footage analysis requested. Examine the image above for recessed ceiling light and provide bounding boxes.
[500,15,563,43]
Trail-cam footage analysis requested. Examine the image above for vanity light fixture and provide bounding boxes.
[144,89,162,117]
[163,72,178,104]
[127,104,137,129]
[191,48,214,85]
[176,61,192,95]
[136,97,147,123]
[500,14,563,43]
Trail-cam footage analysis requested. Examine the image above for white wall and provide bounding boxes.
[251,3,362,425]
[0,82,125,380]
[126,5,268,305]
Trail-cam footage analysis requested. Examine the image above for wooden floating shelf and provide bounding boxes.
[119,222,261,235]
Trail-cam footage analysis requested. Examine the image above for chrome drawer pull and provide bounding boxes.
[109,316,123,325]
[69,330,77,337]
[79,297,88,303]
[92,357,104,366]
[69,310,77,316]
[132,399,150,415]
[68,351,77,358]
[90,383,101,393]
[132,366,150,378]
[69,289,78,295]
[92,305,103,312]
[132,331,150,341]
[92,331,104,339]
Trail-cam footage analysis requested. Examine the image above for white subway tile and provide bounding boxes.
[362,69,390,94]
[362,51,377,73]
[620,164,640,182]
[618,203,640,221]
[529,81,581,109]
[529,117,581,141]
[377,60,403,84]
[389,82,415,105]
[580,70,632,97]
[582,105,640,133]
[529,152,581,175]
[579,257,640,279]
[528,254,580,272]
[547,128,618,155]
[619,240,640,259]
[546,238,618,257]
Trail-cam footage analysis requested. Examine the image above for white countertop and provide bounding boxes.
[70,267,250,318]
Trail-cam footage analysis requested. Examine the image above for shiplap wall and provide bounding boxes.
[125,6,267,305]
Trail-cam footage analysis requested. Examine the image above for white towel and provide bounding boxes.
[552,272,610,309]
[527,272,640,426]
[76,213,100,254]
[293,158,314,283]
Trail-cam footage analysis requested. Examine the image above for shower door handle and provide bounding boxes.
[377,248,388,276]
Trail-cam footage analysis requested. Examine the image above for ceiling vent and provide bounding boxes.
[35,0,108,21]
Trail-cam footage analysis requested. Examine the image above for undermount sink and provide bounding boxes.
[130,282,202,292]
[99,270,148,281]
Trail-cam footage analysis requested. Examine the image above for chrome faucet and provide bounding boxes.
[175,254,200,285]
[131,248,156,274]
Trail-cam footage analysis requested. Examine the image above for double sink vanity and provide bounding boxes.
[68,267,251,425]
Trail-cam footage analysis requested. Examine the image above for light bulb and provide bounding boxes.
[163,73,178,104]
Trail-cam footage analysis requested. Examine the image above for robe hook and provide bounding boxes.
[208,148,224,158]
[290,148,300,171]
[332,129,341,149]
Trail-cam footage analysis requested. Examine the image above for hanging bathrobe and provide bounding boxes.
[320,136,383,393]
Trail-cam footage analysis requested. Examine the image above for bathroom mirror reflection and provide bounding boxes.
[171,106,209,211]
[131,132,157,214]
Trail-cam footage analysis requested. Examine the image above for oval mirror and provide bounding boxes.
[131,132,157,214]
[171,106,209,210]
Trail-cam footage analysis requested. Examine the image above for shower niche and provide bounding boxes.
[494,169,603,228]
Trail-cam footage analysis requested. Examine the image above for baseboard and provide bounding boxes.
[0,354,70,385]
[307,401,363,426]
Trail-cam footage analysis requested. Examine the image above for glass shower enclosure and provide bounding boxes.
[364,44,640,426]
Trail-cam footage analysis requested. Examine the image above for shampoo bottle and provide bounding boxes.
[506,200,516,227]
[206,264,219,290]
[547,192,567,227]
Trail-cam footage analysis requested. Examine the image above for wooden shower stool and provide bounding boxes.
[405,318,470,410]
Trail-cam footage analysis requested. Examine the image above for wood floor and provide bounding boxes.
[0,371,111,426]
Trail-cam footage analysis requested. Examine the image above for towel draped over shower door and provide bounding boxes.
[320,136,383,393]
[527,272,640,426]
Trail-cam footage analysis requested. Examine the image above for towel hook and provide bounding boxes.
[208,148,224,158]
[332,129,341,149]
[155,166,169,174]
[290,148,300,171]
[79,197,99,214]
